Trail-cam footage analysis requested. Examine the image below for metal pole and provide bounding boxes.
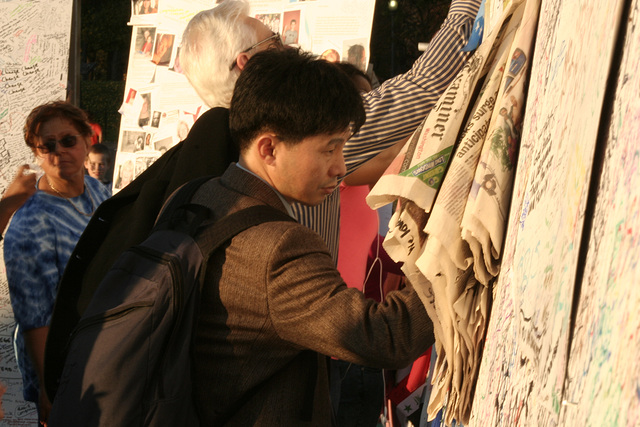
[388,0,398,77]
[67,0,81,105]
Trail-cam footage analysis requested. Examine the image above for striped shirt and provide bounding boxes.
[291,0,481,262]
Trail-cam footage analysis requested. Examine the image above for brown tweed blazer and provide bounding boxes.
[191,164,434,426]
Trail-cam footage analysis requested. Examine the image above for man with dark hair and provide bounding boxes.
[191,47,433,426]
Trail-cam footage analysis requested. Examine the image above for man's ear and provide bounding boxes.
[256,134,278,165]
[236,52,251,71]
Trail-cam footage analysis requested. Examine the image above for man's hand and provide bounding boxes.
[3,165,37,209]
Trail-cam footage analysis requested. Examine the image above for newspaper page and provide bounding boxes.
[423,9,525,422]
[427,1,538,422]
[113,0,376,194]
[485,0,523,36]
[365,3,518,214]
[419,37,512,422]
[460,0,540,285]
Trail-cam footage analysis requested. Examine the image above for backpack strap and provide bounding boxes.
[196,205,294,256]
[194,204,295,291]
[153,175,216,235]
[191,205,295,425]
[155,174,294,248]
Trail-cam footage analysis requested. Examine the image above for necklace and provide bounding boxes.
[45,175,96,217]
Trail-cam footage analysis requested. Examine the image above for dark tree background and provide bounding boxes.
[79,0,451,145]
[370,0,451,80]
[79,0,130,146]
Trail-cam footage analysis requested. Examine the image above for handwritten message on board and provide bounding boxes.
[0,0,72,423]
[470,0,626,425]
[560,0,640,424]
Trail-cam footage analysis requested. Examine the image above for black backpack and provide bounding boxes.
[48,176,294,427]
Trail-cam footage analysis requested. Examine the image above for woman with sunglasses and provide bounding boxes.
[2,101,110,425]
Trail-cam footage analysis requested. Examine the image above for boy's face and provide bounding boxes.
[269,130,349,206]
[85,152,109,181]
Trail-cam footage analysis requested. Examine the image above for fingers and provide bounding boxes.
[3,165,37,206]
[16,166,38,190]
[16,164,32,176]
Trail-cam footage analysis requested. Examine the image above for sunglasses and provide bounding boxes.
[229,32,283,70]
[35,134,81,155]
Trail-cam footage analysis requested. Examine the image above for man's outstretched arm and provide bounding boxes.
[344,0,482,173]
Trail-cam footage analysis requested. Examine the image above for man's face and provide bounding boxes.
[269,130,349,206]
[157,37,171,55]
[85,152,109,181]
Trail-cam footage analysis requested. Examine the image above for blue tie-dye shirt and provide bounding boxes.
[3,175,110,402]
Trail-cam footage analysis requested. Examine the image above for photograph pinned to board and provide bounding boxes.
[126,26,158,86]
[169,46,184,74]
[255,12,281,34]
[142,132,156,151]
[135,27,157,58]
[282,10,301,46]
[151,33,175,66]
[132,0,159,17]
[135,154,162,177]
[343,38,369,72]
[320,48,340,62]
[119,87,138,115]
[154,135,174,154]
[137,92,152,127]
[151,110,162,128]
[175,110,195,142]
[113,152,136,191]
[118,129,147,153]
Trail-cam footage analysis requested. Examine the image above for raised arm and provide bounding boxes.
[0,165,36,236]
[344,0,481,173]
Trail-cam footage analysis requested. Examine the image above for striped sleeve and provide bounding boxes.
[344,0,481,173]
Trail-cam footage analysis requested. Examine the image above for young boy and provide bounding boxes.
[84,143,112,191]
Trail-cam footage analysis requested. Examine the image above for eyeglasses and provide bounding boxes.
[229,32,283,70]
[35,134,81,154]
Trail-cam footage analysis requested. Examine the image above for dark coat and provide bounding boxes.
[45,107,239,398]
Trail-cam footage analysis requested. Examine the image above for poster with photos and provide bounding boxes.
[114,0,376,194]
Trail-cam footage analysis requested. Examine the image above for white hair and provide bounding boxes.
[180,0,258,108]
